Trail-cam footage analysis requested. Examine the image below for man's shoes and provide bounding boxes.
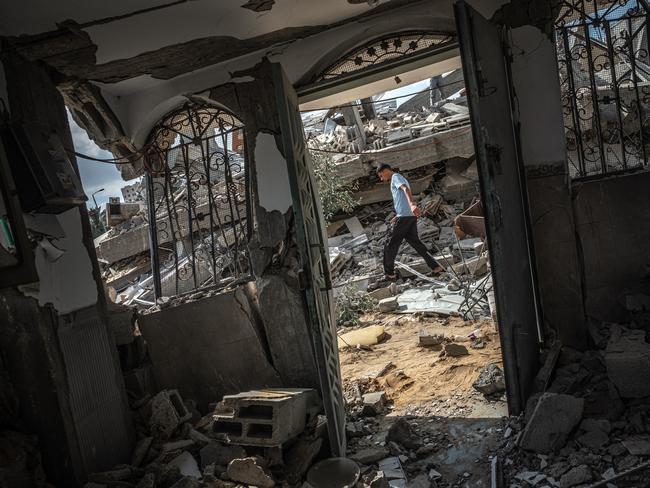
[429,266,444,275]
[384,273,399,282]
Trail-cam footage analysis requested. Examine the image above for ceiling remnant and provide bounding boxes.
[241,0,276,12]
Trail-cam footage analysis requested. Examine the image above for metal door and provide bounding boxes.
[271,63,346,455]
[455,1,542,414]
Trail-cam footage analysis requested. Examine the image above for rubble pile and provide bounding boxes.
[329,174,492,326]
[306,81,470,161]
[86,388,327,488]
[497,316,650,486]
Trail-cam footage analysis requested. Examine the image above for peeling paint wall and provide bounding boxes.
[32,209,98,314]
[254,132,293,213]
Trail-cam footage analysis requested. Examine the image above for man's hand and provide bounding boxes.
[411,204,422,217]
[390,216,397,224]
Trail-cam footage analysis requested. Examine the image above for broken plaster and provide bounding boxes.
[254,132,293,214]
[32,208,98,314]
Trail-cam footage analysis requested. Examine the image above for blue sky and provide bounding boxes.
[68,112,126,208]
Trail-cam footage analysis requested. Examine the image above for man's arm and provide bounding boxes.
[400,184,421,217]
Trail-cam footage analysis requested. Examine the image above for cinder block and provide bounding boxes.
[212,388,320,446]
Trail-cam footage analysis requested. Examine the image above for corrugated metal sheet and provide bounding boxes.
[58,306,131,475]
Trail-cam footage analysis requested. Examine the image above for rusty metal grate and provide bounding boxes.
[555,0,650,178]
[143,102,252,299]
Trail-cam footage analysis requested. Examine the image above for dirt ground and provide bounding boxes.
[340,312,509,486]
[339,312,507,418]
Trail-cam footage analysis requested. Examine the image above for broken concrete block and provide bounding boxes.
[369,283,398,301]
[386,418,420,450]
[149,390,192,439]
[443,343,469,357]
[520,393,584,453]
[200,442,246,469]
[337,325,387,350]
[378,296,399,313]
[605,327,650,398]
[472,363,506,396]
[227,457,275,488]
[362,391,386,416]
[212,388,319,447]
[450,255,488,277]
[419,330,444,347]
[439,173,476,201]
[350,446,390,464]
[559,465,592,488]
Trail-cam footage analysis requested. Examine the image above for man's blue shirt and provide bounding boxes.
[391,173,413,217]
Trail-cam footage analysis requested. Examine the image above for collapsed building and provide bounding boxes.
[1,0,650,487]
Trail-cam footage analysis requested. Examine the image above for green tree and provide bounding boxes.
[308,147,358,223]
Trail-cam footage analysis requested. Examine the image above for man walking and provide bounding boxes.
[376,163,442,280]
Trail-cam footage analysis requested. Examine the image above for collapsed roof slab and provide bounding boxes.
[332,125,474,183]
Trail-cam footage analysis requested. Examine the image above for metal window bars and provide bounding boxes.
[143,102,252,299]
[555,0,650,178]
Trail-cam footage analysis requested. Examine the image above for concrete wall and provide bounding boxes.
[138,286,282,412]
[0,51,133,484]
[573,170,650,322]
[506,24,587,348]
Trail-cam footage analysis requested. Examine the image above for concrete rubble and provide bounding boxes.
[495,315,650,485]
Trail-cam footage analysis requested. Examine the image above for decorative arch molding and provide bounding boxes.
[298,30,456,89]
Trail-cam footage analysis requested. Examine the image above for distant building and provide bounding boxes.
[121,181,143,203]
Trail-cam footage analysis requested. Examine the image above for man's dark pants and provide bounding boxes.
[383,216,439,275]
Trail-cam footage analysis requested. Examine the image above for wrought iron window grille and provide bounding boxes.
[554,0,650,179]
[143,102,252,299]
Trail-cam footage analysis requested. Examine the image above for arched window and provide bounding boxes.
[312,31,455,84]
[555,0,650,178]
[144,102,251,298]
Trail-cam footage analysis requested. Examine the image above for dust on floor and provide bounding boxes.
[339,313,506,417]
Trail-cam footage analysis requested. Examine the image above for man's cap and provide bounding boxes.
[376,163,393,173]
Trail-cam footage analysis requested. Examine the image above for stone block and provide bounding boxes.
[212,389,319,447]
[362,391,386,416]
[369,284,398,301]
[227,457,275,488]
[451,255,488,277]
[444,343,468,357]
[378,296,399,313]
[350,446,390,464]
[520,393,584,453]
[559,465,592,488]
[149,390,192,439]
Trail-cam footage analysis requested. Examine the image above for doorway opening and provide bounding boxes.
[297,41,509,481]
